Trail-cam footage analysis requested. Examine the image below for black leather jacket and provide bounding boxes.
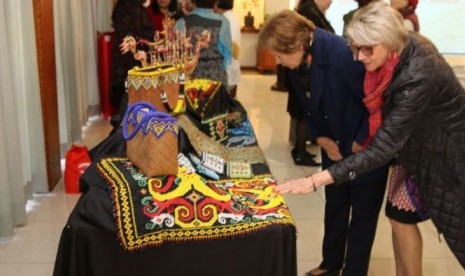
[328,33,465,268]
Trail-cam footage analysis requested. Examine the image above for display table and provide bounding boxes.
[53,110,297,276]
[53,164,296,276]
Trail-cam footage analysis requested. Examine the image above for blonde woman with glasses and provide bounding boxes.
[275,0,465,272]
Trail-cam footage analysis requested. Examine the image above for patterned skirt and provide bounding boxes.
[385,164,429,224]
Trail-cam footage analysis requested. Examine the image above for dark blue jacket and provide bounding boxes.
[288,28,387,182]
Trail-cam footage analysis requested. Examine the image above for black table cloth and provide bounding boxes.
[53,105,297,276]
[53,163,297,276]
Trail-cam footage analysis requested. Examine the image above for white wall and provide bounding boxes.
[233,0,266,29]
[326,0,465,54]
[240,32,259,67]
[416,0,465,54]
[264,0,290,15]
[326,0,358,36]
[262,0,465,55]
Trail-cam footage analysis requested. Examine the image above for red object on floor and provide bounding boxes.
[64,144,91,194]
[97,31,116,120]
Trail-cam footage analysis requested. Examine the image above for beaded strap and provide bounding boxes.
[161,71,186,114]
[123,101,176,140]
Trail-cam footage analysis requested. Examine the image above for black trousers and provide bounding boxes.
[319,172,388,276]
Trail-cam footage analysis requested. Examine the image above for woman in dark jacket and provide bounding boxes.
[147,0,182,32]
[258,10,389,276]
[297,0,334,33]
[342,0,374,36]
[109,0,154,126]
[287,0,334,167]
[276,1,465,270]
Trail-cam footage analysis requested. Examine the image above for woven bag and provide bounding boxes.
[123,101,179,177]
[126,65,186,115]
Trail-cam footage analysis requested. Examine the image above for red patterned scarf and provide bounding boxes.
[363,52,400,145]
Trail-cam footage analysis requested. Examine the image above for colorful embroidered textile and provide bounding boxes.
[226,120,256,148]
[178,114,266,164]
[185,79,230,142]
[185,79,221,113]
[201,112,228,142]
[97,157,294,251]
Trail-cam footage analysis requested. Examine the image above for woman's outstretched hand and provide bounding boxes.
[273,170,334,194]
[274,177,315,194]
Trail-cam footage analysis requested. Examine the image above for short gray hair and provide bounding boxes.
[345,0,408,52]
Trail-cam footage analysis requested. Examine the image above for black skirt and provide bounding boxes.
[385,201,428,224]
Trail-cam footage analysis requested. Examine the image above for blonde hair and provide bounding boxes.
[345,0,408,53]
[257,10,315,54]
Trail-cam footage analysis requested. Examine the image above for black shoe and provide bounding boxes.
[305,151,317,158]
[304,268,341,276]
[291,148,321,167]
[292,147,316,158]
[270,83,287,92]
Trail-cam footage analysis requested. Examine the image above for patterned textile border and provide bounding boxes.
[177,114,267,164]
[184,78,221,117]
[127,65,183,90]
[97,157,295,251]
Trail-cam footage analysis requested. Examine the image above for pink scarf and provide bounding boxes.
[363,52,400,145]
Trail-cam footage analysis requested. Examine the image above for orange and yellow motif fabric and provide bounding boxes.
[97,157,294,251]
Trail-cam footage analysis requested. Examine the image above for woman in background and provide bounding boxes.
[109,0,154,128]
[180,0,195,15]
[147,0,182,31]
[342,0,374,36]
[391,0,419,32]
[297,0,334,33]
[175,0,231,85]
[214,0,241,98]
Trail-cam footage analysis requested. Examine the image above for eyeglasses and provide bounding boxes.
[348,44,377,60]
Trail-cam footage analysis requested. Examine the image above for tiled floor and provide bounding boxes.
[1,63,464,275]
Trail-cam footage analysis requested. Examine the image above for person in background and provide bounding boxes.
[275,0,465,271]
[288,0,334,167]
[297,0,334,32]
[180,0,195,15]
[175,0,231,85]
[147,0,182,31]
[109,0,154,128]
[391,0,419,32]
[342,0,374,36]
[258,10,389,276]
[214,0,241,99]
